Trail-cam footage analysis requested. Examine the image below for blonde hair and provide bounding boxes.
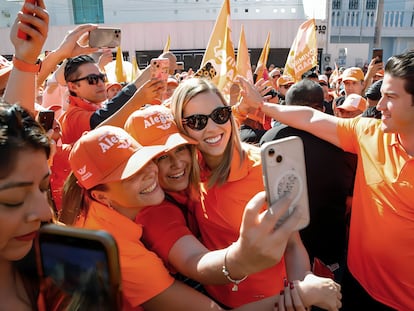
[170,78,245,188]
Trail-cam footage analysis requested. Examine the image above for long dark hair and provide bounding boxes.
[0,99,51,310]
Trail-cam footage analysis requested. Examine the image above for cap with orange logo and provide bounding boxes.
[69,125,166,190]
[124,105,197,150]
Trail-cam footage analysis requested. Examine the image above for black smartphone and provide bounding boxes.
[36,224,122,311]
[38,110,55,131]
[372,48,383,64]
[89,28,122,48]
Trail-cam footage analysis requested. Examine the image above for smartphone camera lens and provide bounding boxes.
[268,148,275,157]
[276,155,283,163]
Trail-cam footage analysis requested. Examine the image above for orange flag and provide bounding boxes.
[115,46,127,83]
[236,25,253,84]
[163,35,171,53]
[284,19,318,81]
[200,0,236,94]
[255,32,271,81]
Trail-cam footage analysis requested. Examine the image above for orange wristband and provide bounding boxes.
[12,56,42,73]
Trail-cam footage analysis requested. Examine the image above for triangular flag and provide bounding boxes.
[200,0,236,94]
[115,46,127,83]
[284,19,318,81]
[131,55,140,80]
[255,32,271,81]
[163,35,171,53]
[236,25,253,84]
[329,62,339,85]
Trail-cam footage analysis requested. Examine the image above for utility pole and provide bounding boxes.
[374,0,384,47]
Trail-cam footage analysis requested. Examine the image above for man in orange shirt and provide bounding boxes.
[239,49,414,310]
[60,55,164,144]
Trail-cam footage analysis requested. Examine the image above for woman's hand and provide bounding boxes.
[227,192,305,276]
[296,273,342,311]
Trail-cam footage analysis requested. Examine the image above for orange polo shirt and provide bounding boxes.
[198,144,286,308]
[75,201,174,310]
[337,117,414,310]
[60,96,100,144]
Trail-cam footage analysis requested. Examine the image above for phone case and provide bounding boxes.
[89,28,121,48]
[150,58,170,82]
[372,48,383,64]
[36,224,122,310]
[38,110,54,131]
[17,0,37,40]
[261,136,310,230]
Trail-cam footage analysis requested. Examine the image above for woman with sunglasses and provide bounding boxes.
[125,105,342,310]
[60,125,312,311]
[167,78,342,310]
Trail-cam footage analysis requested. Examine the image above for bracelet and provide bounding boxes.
[222,244,248,292]
[12,56,42,73]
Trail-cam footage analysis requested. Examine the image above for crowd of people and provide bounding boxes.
[1,1,413,310]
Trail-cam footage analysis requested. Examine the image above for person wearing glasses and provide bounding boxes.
[124,105,342,310]
[167,78,342,310]
[60,54,165,145]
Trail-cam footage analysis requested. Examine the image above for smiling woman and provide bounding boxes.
[0,100,53,310]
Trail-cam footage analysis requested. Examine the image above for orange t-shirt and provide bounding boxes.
[136,199,193,272]
[75,201,174,310]
[337,117,414,310]
[197,144,286,308]
[60,96,99,144]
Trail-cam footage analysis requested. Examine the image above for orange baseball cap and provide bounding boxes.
[336,94,368,112]
[124,105,197,150]
[69,125,166,190]
[277,75,295,87]
[341,67,364,82]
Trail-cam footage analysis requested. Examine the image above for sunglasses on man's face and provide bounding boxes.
[182,106,232,131]
[69,73,107,85]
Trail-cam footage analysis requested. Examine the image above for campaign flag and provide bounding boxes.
[200,0,236,94]
[163,35,171,53]
[284,19,318,81]
[255,32,271,81]
[131,55,140,80]
[329,62,339,85]
[115,46,127,83]
[236,25,253,83]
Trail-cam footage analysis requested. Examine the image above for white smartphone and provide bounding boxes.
[150,57,170,82]
[89,28,122,48]
[261,136,310,230]
[35,224,122,310]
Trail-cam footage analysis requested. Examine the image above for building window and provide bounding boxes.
[366,0,377,10]
[72,0,104,24]
[332,0,341,10]
[349,0,359,10]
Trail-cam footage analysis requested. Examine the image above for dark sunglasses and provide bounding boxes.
[69,73,107,85]
[182,106,232,131]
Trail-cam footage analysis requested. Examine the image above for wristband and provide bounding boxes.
[12,56,42,73]
[222,244,248,292]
